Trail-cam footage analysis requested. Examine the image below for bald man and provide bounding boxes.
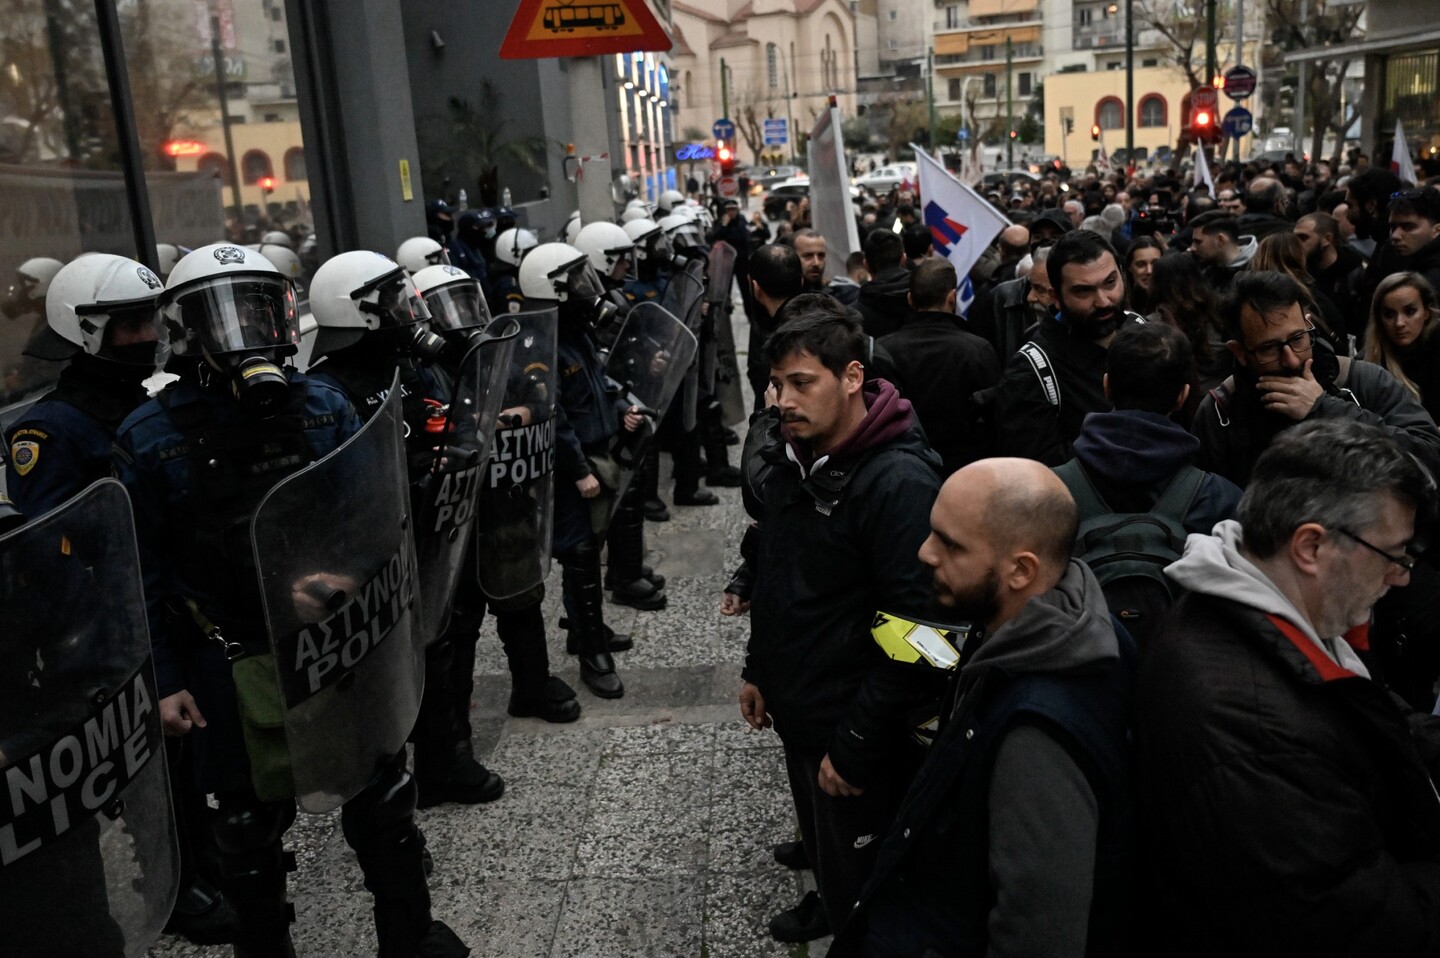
[831,458,1136,958]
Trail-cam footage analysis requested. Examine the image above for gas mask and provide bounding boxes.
[212,350,290,417]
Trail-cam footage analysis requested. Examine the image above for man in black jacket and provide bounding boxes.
[723,298,943,943]
[1296,211,1367,336]
[1387,186,1440,295]
[879,258,1001,474]
[832,458,1133,958]
[1137,420,1440,958]
[855,229,911,337]
[1192,270,1440,487]
[994,229,1142,466]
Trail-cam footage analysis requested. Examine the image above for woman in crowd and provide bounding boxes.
[1147,252,1231,425]
[1123,235,1166,315]
[1365,271,1440,421]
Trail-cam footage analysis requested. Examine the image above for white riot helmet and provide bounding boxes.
[395,236,450,274]
[495,227,539,268]
[261,230,295,249]
[658,212,704,252]
[656,189,686,214]
[574,221,636,284]
[308,250,439,361]
[563,214,583,246]
[29,254,166,366]
[258,243,304,283]
[621,206,652,224]
[155,243,187,279]
[160,244,301,414]
[622,217,666,261]
[519,243,620,331]
[412,263,493,335]
[5,258,64,316]
[625,199,649,212]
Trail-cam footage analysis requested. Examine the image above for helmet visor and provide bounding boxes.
[552,260,606,303]
[423,280,492,333]
[75,297,169,366]
[161,274,299,357]
[674,222,705,250]
[354,269,432,328]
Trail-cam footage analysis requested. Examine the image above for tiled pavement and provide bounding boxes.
[148,311,834,957]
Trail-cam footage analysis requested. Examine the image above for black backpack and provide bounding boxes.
[1053,460,1204,645]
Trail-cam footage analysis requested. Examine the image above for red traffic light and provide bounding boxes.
[259,176,276,193]
[1090,124,1101,142]
[718,145,732,162]
[1194,110,1213,128]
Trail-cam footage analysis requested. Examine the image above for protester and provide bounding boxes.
[1122,235,1165,315]
[855,229,911,337]
[1136,419,1440,958]
[1365,272,1440,421]
[1248,232,1349,355]
[792,228,830,292]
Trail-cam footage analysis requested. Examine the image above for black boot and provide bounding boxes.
[499,602,581,723]
[163,876,240,945]
[605,494,668,611]
[703,397,742,487]
[562,618,634,654]
[414,640,503,808]
[641,445,670,521]
[213,798,298,958]
[562,540,625,699]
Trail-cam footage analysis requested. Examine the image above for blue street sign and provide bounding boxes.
[712,118,735,141]
[957,127,970,142]
[1222,106,1254,140]
[763,118,788,145]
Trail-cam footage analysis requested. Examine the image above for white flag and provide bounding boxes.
[1393,118,1419,186]
[911,144,1010,317]
[1193,145,1216,197]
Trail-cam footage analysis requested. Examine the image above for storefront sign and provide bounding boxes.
[676,144,716,161]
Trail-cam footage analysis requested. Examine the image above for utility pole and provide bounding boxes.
[1234,0,1244,160]
[720,57,729,121]
[927,50,937,151]
[1006,36,1015,168]
[1294,0,1308,153]
[1125,0,1134,170]
[211,16,244,220]
[1206,0,1217,84]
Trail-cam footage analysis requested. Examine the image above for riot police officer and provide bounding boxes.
[574,222,669,611]
[114,244,469,958]
[396,235,451,274]
[413,263,583,725]
[450,209,493,291]
[306,250,506,810]
[2,252,240,944]
[518,242,637,698]
[489,227,537,316]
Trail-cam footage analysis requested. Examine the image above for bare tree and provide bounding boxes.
[1266,0,1364,165]
[1135,0,1211,89]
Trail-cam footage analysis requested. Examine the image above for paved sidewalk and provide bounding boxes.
[149,310,835,957]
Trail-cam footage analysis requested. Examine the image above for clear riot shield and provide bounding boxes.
[0,479,178,957]
[701,242,738,393]
[604,301,700,505]
[251,381,423,813]
[662,258,707,431]
[413,320,519,639]
[475,308,559,603]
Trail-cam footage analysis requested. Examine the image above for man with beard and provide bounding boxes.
[792,229,830,292]
[994,229,1142,466]
[1193,270,1440,487]
[1135,421,1440,958]
[725,297,943,944]
[1295,212,1367,335]
[977,242,1057,363]
[1346,168,1409,307]
[829,458,1134,958]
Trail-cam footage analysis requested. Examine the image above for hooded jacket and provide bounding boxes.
[856,266,913,338]
[741,379,944,787]
[1136,523,1440,958]
[833,561,1134,958]
[1069,409,1241,532]
[1192,347,1440,487]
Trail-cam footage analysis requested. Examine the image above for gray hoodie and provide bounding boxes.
[1166,520,1371,678]
[956,559,1121,958]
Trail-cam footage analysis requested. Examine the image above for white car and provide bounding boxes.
[853,163,917,194]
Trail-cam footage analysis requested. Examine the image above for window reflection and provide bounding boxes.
[0,0,139,403]
[119,0,315,298]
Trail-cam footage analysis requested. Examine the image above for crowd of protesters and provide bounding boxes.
[722,147,1440,957]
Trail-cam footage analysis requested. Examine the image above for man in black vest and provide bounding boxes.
[831,457,1134,957]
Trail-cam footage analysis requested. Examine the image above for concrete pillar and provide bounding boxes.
[568,57,615,225]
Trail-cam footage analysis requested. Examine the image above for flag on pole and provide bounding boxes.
[1193,144,1216,197]
[911,144,1011,317]
[1096,133,1112,174]
[1392,118,1419,186]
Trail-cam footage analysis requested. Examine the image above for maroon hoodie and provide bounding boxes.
[781,378,915,473]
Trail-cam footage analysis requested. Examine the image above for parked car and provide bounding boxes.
[751,165,803,190]
[853,163,918,193]
[979,169,1041,191]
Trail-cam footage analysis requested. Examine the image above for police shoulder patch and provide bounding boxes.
[9,439,40,477]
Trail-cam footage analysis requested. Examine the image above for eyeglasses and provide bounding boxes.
[1336,528,1416,573]
[1244,321,1316,365]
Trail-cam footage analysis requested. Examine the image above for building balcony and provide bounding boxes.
[934,44,1044,68]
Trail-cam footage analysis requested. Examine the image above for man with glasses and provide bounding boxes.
[1193,270,1440,487]
[1135,419,1440,958]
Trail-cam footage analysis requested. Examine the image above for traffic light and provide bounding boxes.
[717,140,736,175]
[260,175,276,195]
[1091,124,1101,142]
[1191,109,1218,143]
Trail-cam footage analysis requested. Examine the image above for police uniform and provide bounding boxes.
[488,266,526,316]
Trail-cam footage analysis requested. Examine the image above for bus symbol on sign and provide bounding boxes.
[543,2,626,33]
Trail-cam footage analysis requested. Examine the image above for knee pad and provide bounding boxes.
[342,754,418,842]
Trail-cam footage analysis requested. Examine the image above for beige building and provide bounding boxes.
[669,0,857,163]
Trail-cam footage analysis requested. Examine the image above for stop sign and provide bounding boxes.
[718,175,739,198]
[1192,85,1218,113]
